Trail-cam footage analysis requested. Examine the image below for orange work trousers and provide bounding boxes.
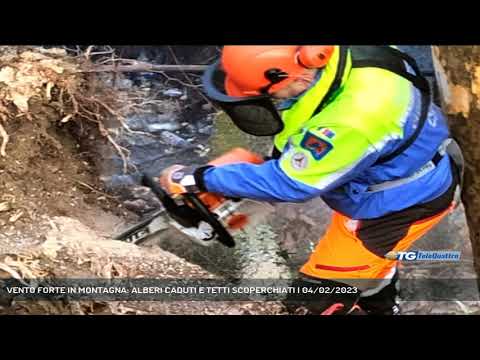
[300,204,455,291]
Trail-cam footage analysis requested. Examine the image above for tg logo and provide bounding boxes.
[385,251,417,261]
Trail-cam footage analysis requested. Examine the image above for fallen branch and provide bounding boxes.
[167,46,215,107]
[81,61,208,74]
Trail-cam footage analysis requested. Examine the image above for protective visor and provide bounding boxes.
[201,60,284,136]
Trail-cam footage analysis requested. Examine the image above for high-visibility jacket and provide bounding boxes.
[202,46,453,219]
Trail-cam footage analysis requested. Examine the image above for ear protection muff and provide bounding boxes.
[297,46,335,69]
[260,46,335,94]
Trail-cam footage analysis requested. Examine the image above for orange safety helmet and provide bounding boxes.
[221,46,334,97]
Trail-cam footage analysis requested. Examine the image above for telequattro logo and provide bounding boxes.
[385,250,461,261]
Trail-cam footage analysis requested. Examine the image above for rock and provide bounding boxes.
[162,89,183,98]
[123,199,150,214]
[124,186,163,214]
[126,113,179,132]
[121,133,158,148]
[147,122,180,133]
[145,114,178,125]
[125,114,149,132]
[101,174,142,192]
[160,131,194,148]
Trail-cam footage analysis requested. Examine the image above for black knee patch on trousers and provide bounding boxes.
[357,271,401,315]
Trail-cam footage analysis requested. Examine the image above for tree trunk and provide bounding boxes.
[432,46,480,277]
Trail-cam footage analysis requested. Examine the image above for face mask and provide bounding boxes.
[202,62,325,137]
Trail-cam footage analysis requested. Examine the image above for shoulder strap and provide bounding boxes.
[312,46,350,116]
[351,46,430,93]
[350,46,431,165]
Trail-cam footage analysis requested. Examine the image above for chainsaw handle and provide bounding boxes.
[184,193,235,248]
[142,173,235,248]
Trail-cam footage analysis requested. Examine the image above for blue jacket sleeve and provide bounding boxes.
[202,160,323,202]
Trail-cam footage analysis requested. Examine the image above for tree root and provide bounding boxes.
[0,121,9,157]
[0,46,180,169]
[106,133,130,174]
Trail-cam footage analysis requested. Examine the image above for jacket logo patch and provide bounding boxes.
[291,152,309,170]
[300,131,333,160]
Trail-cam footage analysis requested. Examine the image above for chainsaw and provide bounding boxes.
[114,148,274,248]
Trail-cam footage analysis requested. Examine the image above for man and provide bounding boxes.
[159,46,464,315]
